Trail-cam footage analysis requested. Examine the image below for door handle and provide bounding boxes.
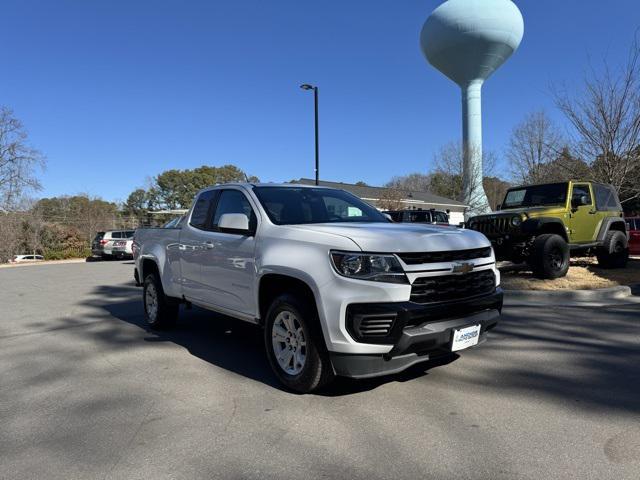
[203,241,215,250]
[588,210,597,214]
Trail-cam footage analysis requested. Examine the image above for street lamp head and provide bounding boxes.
[300,83,315,91]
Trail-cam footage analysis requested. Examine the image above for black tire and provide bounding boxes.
[143,273,179,329]
[596,230,629,269]
[528,233,570,279]
[264,294,334,393]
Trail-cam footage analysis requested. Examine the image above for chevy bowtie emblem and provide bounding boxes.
[452,262,474,274]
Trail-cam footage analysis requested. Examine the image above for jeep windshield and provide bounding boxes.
[252,186,389,225]
[502,182,568,209]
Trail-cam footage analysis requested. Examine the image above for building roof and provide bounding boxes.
[292,178,468,208]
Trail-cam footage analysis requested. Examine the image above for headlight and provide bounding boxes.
[510,215,522,227]
[330,251,408,284]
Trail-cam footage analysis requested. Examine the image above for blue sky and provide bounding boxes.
[2,0,639,203]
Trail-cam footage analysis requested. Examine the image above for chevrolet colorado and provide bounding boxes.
[134,183,502,392]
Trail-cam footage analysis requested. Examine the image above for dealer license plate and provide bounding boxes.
[451,325,481,352]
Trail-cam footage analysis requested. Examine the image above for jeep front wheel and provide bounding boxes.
[596,231,629,269]
[529,234,570,279]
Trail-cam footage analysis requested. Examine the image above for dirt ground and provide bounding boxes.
[500,256,640,290]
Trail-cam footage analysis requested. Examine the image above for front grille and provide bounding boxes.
[410,270,496,304]
[397,247,492,265]
[471,216,512,236]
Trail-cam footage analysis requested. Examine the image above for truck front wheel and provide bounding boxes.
[264,294,334,393]
[596,231,629,269]
[529,233,570,279]
[143,273,178,329]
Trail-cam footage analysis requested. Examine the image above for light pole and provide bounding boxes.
[300,84,319,185]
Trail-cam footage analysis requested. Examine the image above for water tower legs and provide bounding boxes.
[461,80,491,216]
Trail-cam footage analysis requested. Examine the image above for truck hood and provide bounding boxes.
[288,222,490,253]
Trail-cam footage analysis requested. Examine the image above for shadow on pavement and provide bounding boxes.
[83,281,640,406]
[84,283,460,395]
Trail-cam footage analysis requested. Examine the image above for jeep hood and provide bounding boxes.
[287,223,490,253]
[472,206,566,219]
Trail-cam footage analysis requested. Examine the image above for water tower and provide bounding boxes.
[420,0,524,216]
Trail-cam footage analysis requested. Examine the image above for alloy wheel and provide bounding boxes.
[271,310,307,375]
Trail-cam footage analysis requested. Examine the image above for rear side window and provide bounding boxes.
[111,232,122,239]
[211,190,256,230]
[594,184,622,211]
[190,190,217,230]
[433,211,449,223]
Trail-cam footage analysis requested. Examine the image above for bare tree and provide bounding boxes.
[554,38,640,203]
[385,173,431,192]
[429,141,497,213]
[507,111,566,184]
[0,107,45,209]
[377,188,404,211]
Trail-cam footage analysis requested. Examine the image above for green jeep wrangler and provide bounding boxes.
[467,181,629,279]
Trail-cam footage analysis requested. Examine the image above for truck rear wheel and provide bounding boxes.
[596,231,629,269]
[529,234,570,279]
[143,273,178,329]
[264,294,334,393]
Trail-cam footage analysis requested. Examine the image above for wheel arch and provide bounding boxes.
[597,217,628,242]
[523,218,569,242]
[140,256,160,282]
[258,273,320,325]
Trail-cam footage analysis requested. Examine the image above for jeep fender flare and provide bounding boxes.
[521,218,569,242]
[596,217,628,242]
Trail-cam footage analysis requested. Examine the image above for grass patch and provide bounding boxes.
[500,257,640,291]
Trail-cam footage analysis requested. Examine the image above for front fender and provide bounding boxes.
[521,217,568,240]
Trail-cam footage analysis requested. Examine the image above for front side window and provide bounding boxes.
[571,184,592,206]
[253,187,389,225]
[502,183,568,209]
[190,190,217,230]
[211,190,256,231]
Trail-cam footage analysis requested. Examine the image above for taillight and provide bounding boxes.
[100,239,108,245]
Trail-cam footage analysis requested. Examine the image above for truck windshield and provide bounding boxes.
[502,183,568,209]
[252,186,389,225]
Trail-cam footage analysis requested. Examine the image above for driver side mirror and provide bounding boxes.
[218,213,251,235]
[571,195,589,209]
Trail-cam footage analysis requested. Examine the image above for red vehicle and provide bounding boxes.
[625,217,640,255]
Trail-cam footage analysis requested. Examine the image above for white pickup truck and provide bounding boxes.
[134,183,502,392]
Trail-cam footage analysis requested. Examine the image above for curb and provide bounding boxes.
[0,258,89,269]
[503,285,636,307]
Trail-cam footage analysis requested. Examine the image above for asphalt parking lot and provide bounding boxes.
[1,261,639,480]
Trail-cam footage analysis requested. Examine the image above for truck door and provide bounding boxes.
[199,188,258,317]
[179,189,218,302]
[568,183,596,243]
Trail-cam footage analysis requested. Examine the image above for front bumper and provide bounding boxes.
[329,289,502,379]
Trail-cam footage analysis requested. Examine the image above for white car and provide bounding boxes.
[134,183,502,392]
[92,230,135,259]
[9,254,44,263]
